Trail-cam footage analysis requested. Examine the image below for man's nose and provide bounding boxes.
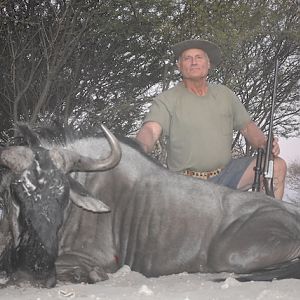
[191,57,197,64]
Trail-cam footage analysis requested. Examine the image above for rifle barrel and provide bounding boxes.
[262,55,280,196]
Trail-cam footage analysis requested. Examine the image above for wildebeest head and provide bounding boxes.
[0,124,121,287]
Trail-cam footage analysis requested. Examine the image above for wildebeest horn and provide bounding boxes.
[50,124,122,173]
[0,146,34,173]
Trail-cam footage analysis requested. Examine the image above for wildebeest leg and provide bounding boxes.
[55,254,109,283]
[207,208,300,274]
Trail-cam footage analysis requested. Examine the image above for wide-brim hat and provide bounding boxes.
[172,39,222,68]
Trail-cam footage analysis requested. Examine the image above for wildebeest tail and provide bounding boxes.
[235,258,300,281]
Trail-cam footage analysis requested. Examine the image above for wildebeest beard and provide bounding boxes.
[1,147,70,287]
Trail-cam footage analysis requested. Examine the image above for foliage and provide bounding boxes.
[0,0,299,149]
[0,0,172,136]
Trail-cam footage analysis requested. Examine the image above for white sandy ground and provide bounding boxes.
[0,265,300,300]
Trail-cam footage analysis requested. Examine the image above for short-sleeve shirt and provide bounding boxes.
[143,82,251,172]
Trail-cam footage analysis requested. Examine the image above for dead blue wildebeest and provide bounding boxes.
[0,123,300,288]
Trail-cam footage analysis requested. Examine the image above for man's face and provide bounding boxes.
[177,48,210,80]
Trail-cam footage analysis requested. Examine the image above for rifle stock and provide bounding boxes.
[263,135,275,197]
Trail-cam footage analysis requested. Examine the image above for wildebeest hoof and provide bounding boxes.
[88,267,109,283]
[44,272,57,288]
[64,266,108,284]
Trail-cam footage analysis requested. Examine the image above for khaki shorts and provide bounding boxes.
[208,156,255,189]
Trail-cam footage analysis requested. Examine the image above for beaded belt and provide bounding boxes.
[183,168,222,180]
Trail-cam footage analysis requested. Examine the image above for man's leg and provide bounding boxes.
[209,157,253,189]
[237,156,287,200]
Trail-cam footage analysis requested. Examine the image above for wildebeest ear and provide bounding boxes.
[68,176,110,213]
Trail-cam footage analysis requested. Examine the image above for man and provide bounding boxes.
[136,39,287,200]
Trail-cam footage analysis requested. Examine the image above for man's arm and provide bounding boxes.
[240,121,266,149]
[240,120,280,156]
[136,121,162,153]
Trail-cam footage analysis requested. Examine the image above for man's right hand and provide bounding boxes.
[135,122,162,153]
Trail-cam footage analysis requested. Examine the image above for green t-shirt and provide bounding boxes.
[144,82,251,172]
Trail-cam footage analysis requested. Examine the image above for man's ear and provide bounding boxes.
[207,55,212,70]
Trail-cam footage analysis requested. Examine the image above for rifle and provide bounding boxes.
[252,148,264,192]
[252,55,280,197]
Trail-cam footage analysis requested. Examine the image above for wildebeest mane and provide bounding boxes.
[9,122,165,168]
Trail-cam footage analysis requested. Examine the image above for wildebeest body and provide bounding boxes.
[56,135,300,279]
[1,125,300,287]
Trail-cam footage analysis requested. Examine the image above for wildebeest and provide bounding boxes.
[0,123,300,288]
